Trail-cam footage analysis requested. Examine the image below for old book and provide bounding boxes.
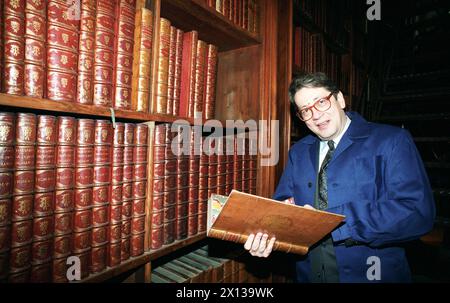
[131,8,153,112]
[113,0,136,110]
[76,0,96,104]
[152,18,171,114]
[207,190,345,255]
[179,31,198,118]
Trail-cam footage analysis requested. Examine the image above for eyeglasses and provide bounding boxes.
[295,92,333,121]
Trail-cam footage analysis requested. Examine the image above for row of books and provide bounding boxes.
[293,26,350,94]
[0,1,219,120]
[151,16,219,119]
[294,0,350,50]
[203,0,259,35]
[0,111,149,282]
[147,123,258,251]
[151,245,271,283]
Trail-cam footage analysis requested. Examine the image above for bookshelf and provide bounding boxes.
[282,0,369,155]
[0,0,279,283]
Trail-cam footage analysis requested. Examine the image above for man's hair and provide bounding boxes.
[288,72,339,105]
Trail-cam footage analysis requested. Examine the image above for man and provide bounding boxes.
[244,72,435,282]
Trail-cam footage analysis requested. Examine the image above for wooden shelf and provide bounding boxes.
[81,233,206,283]
[0,93,194,124]
[160,0,260,51]
[149,232,207,261]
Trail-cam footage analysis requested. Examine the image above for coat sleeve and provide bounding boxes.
[328,129,436,247]
[272,148,296,202]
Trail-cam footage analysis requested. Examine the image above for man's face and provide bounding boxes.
[294,87,347,141]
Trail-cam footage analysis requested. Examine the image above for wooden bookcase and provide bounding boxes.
[275,0,369,176]
[0,0,280,282]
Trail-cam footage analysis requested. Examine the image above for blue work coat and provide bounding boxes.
[273,112,435,282]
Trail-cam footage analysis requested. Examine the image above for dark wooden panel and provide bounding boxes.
[215,46,261,122]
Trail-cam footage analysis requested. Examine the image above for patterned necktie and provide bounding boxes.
[318,140,335,210]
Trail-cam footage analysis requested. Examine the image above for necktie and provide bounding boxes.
[318,140,335,210]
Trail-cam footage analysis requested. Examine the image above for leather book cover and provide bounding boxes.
[172,29,184,116]
[166,26,176,116]
[131,8,153,112]
[193,40,207,119]
[113,0,136,110]
[207,190,345,255]
[24,1,46,98]
[76,0,97,104]
[93,0,117,107]
[47,0,80,102]
[3,0,25,95]
[179,31,198,118]
[203,44,218,120]
[152,17,171,114]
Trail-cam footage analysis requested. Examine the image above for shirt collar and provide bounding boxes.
[321,115,352,149]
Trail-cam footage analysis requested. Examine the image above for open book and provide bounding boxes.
[207,190,345,255]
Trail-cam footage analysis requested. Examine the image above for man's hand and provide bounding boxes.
[244,232,276,258]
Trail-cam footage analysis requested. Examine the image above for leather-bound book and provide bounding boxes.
[76,0,97,104]
[24,0,46,98]
[47,0,80,102]
[152,18,171,114]
[179,31,198,118]
[203,44,218,120]
[166,26,176,116]
[193,40,207,119]
[207,191,345,255]
[113,0,136,110]
[172,29,183,116]
[0,0,3,93]
[93,0,117,107]
[131,8,153,112]
[3,0,26,95]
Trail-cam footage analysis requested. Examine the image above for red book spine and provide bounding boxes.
[130,123,147,256]
[0,0,3,92]
[3,0,26,95]
[52,116,75,282]
[90,119,111,274]
[31,115,57,282]
[203,44,218,120]
[172,29,183,117]
[108,122,124,267]
[73,118,94,280]
[193,40,207,119]
[150,123,166,250]
[24,0,46,98]
[76,0,97,104]
[47,0,80,102]
[93,0,117,107]
[166,26,176,116]
[179,31,198,118]
[0,112,15,281]
[113,0,136,110]
[120,122,134,261]
[163,124,176,245]
[187,129,199,237]
[10,112,36,282]
[173,125,188,240]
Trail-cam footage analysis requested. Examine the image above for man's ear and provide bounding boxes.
[337,91,346,109]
